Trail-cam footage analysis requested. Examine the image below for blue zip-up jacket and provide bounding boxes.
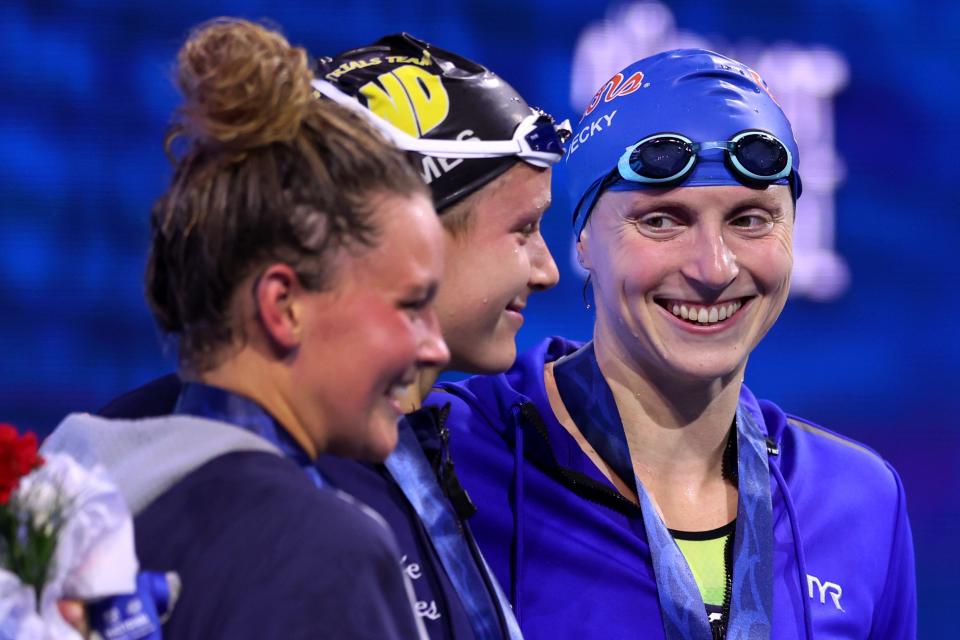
[426,337,917,639]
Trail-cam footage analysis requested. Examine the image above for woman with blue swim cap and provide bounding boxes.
[428,49,916,639]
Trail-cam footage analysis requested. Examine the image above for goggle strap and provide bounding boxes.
[311,79,564,163]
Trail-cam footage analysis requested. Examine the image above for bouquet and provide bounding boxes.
[0,422,140,639]
[0,423,49,601]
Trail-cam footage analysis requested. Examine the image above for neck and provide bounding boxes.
[592,329,744,484]
[198,347,322,459]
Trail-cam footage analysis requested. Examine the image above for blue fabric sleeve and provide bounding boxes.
[869,462,917,640]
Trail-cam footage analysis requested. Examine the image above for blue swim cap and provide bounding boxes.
[567,49,802,233]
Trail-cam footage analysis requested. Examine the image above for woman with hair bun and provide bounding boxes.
[46,17,447,638]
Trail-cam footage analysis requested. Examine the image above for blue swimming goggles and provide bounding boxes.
[617,130,793,185]
[573,129,797,235]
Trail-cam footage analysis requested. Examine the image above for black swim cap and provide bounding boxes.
[317,33,539,211]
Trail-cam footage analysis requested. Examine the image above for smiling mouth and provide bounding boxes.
[657,297,753,326]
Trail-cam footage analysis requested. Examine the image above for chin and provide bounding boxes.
[329,415,400,463]
[659,352,748,383]
[362,417,401,462]
[451,339,517,374]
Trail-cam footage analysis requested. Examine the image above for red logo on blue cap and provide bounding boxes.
[582,71,646,120]
[747,68,781,107]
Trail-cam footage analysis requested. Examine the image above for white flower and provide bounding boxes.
[2,453,138,640]
[17,478,63,534]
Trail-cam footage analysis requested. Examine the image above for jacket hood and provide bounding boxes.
[42,413,281,515]
[437,336,582,426]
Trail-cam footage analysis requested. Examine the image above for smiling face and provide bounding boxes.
[294,191,449,461]
[579,184,794,384]
[435,163,560,373]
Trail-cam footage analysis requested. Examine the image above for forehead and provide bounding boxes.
[476,164,552,219]
[351,192,444,282]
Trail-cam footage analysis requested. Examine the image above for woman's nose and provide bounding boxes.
[417,309,450,369]
[683,228,739,290]
[528,233,560,292]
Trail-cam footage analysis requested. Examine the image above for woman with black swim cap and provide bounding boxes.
[430,49,916,640]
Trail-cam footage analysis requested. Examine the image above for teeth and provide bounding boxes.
[667,300,743,325]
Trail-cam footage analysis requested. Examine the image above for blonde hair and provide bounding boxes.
[146,18,427,371]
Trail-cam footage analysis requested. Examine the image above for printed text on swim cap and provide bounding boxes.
[567,110,617,157]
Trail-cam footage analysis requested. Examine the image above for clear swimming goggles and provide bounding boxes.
[311,78,571,168]
[616,130,793,185]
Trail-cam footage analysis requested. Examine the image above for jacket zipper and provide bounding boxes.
[716,527,735,640]
[517,401,639,513]
[435,404,512,639]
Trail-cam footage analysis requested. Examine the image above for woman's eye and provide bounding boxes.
[730,213,773,229]
[399,297,429,314]
[640,215,680,230]
[517,220,538,236]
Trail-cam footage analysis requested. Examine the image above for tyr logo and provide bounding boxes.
[807,574,844,611]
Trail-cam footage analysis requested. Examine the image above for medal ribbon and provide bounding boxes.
[175,382,327,489]
[553,343,773,640]
[386,422,522,640]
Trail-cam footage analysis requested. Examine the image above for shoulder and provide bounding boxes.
[98,374,182,419]
[759,399,909,536]
[427,335,583,438]
[143,451,394,547]
[138,452,417,638]
[765,401,902,493]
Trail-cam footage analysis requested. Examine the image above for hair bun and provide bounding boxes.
[176,18,314,151]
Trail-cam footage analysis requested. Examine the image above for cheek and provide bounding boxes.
[593,243,665,300]
[350,306,417,375]
[439,241,521,314]
[755,236,794,292]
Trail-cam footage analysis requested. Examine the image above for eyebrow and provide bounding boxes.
[625,194,782,217]
[729,196,783,211]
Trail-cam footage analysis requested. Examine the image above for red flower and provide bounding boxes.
[0,423,44,505]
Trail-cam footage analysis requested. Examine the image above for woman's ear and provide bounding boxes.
[254,263,303,351]
[576,225,593,271]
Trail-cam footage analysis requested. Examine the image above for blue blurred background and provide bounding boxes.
[1,0,957,634]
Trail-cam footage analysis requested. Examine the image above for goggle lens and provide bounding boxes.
[732,132,789,177]
[629,137,694,179]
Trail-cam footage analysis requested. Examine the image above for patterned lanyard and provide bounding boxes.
[553,343,774,640]
[385,415,523,640]
[174,382,327,489]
